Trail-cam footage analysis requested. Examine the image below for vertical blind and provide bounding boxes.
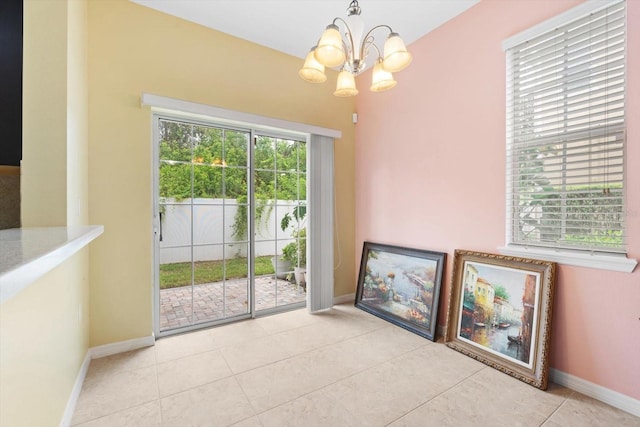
[505,0,626,253]
[307,135,335,312]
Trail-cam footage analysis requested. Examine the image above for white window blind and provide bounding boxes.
[505,0,626,253]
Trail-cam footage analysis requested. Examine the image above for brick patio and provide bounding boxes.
[159,275,306,330]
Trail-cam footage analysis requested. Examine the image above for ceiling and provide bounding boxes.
[130,0,479,61]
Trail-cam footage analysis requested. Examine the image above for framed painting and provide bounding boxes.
[355,242,446,341]
[445,250,556,389]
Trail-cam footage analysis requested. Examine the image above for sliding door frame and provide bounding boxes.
[145,93,340,338]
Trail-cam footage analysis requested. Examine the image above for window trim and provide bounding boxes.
[500,0,637,272]
[502,0,623,51]
[141,92,341,139]
[498,245,636,273]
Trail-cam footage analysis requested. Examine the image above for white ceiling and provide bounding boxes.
[130,0,479,60]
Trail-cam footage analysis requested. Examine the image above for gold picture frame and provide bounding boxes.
[445,250,556,389]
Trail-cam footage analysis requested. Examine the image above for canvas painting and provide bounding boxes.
[445,250,556,389]
[355,242,446,341]
[458,260,540,368]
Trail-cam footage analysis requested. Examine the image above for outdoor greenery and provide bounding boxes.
[516,137,623,248]
[518,183,623,247]
[282,228,307,268]
[158,119,308,286]
[158,119,306,241]
[159,255,275,289]
[280,203,307,268]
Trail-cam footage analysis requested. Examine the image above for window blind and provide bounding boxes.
[506,0,626,253]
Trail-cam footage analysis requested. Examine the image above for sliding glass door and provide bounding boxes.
[154,116,307,335]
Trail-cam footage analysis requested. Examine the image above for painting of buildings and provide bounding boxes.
[458,261,540,367]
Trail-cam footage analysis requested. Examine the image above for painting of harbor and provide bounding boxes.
[355,242,446,341]
[457,260,540,368]
[446,250,556,389]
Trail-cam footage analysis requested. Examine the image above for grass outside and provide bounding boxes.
[159,255,275,289]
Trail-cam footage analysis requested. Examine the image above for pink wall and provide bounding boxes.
[355,0,640,400]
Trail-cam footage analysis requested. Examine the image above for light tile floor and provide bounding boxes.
[71,304,639,427]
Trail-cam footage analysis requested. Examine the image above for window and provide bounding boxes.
[502,1,634,271]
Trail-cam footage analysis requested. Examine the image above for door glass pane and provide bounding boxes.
[159,120,192,162]
[223,167,247,200]
[255,136,275,170]
[223,243,249,317]
[193,164,222,198]
[276,171,299,201]
[192,244,224,324]
[255,170,275,203]
[158,245,193,330]
[224,130,248,167]
[193,125,223,165]
[193,204,224,246]
[159,162,193,200]
[159,202,192,248]
[275,138,297,172]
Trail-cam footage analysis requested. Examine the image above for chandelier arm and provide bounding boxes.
[332,17,355,59]
[358,35,375,66]
[359,24,393,61]
[366,38,382,60]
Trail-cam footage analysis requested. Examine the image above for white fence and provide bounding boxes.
[159,198,304,264]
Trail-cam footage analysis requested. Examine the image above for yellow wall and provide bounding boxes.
[3,1,92,425]
[0,250,90,427]
[87,0,356,345]
[67,0,90,226]
[21,0,69,226]
[22,0,88,227]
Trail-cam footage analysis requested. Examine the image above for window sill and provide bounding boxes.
[497,245,637,273]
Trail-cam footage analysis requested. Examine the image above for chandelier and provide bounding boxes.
[298,0,412,97]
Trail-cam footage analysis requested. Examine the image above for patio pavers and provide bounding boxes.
[159,276,306,331]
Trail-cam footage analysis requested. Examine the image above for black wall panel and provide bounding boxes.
[0,0,23,166]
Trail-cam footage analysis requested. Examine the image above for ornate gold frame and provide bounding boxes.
[445,250,556,389]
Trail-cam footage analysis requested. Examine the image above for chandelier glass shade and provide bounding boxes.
[298,48,327,83]
[299,0,412,97]
[334,70,359,97]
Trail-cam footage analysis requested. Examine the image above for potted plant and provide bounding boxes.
[271,253,293,280]
[282,228,306,287]
[280,204,307,287]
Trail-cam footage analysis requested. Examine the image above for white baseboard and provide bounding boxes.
[60,335,156,426]
[59,351,91,427]
[333,293,355,305]
[550,368,640,417]
[89,335,155,359]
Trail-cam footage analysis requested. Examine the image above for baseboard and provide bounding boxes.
[550,368,640,417]
[333,293,355,305]
[60,335,156,426]
[59,351,91,427]
[89,335,155,359]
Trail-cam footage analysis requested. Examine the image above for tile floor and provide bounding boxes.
[71,304,639,427]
